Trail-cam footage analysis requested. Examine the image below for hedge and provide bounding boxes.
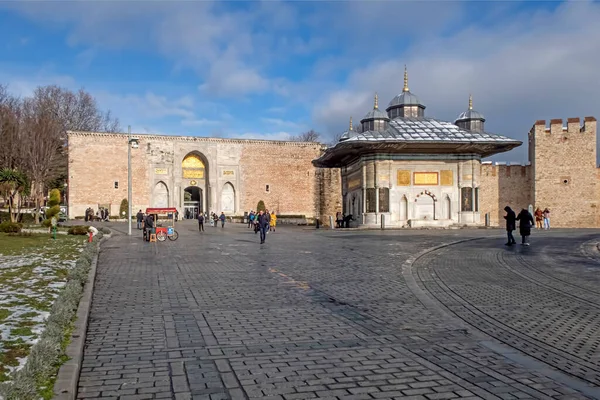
[0,221,23,233]
[0,232,103,399]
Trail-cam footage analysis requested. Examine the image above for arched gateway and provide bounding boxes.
[182,153,209,219]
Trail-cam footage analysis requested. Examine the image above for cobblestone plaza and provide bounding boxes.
[77,223,600,399]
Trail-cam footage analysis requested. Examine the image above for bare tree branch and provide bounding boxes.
[290,129,321,142]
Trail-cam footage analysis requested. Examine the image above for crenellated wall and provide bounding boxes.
[479,163,533,226]
[529,117,597,227]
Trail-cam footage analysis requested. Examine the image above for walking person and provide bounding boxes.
[136,209,144,230]
[503,206,517,246]
[248,211,255,228]
[534,207,543,229]
[517,208,534,246]
[270,211,277,232]
[257,210,270,244]
[198,213,205,232]
[220,212,226,228]
[543,208,551,230]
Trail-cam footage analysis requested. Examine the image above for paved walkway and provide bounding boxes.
[77,222,600,399]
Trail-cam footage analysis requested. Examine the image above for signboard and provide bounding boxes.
[397,170,411,186]
[167,227,174,235]
[183,169,204,179]
[155,168,168,175]
[414,172,439,185]
[222,170,235,176]
[440,170,453,186]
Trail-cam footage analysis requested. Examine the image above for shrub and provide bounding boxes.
[256,200,266,212]
[45,189,61,222]
[119,199,128,218]
[67,226,89,235]
[41,219,52,228]
[0,221,23,233]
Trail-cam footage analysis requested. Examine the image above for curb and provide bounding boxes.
[53,237,104,400]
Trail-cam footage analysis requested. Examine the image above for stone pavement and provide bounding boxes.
[77,222,600,399]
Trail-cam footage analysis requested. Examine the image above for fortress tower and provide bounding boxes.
[529,117,598,227]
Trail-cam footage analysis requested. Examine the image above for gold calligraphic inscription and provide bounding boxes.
[182,154,205,169]
[397,170,410,186]
[348,177,361,191]
[414,172,439,186]
[462,174,473,181]
[222,170,235,176]
[440,170,453,186]
[183,169,205,179]
[154,168,167,175]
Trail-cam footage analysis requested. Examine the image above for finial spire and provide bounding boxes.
[469,94,473,110]
[349,116,353,131]
[403,65,409,92]
[374,92,379,109]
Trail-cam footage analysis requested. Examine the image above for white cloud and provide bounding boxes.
[312,1,600,161]
[181,118,221,127]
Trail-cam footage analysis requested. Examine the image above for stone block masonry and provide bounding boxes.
[530,117,597,228]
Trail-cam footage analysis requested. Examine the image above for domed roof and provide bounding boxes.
[388,91,422,107]
[455,95,485,122]
[339,116,355,141]
[386,66,424,109]
[362,93,390,121]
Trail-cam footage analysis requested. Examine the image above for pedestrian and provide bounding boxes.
[265,210,271,234]
[517,208,534,246]
[198,213,205,232]
[270,211,277,232]
[220,212,226,228]
[257,210,270,244]
[534,207,543,229]
[503,206,517,246]
[136,209,144,230]
[543,208,551,230]
[248,211,255,228]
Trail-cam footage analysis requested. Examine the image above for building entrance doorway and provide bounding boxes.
[184,186,202,219]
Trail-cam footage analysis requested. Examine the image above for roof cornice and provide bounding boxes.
[66,130,323,147]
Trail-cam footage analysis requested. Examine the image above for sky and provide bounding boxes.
[1,0,599,162]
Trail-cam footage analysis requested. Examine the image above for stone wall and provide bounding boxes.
[530,117,597,228]
[479,163,533,227]
[67,132,329,219]
[239,141,323,216]
[316,168,342,226]
[67,133,150,217]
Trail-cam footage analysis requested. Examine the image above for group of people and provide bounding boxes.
[504,206,551,246]
[248,210,277,243]
[335,212,354,228]
[533,207,551,230]
[84,207,109,222]
[197,212,226,231]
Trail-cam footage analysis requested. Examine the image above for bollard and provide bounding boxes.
[52,227,57,240]
[316,218,320,229]
[88,231,93,242]
[329,215,334,229]
[485,212,490,227]
[381,214,385,230]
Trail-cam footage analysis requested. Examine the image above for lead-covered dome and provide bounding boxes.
[455,95,485,132]
[386,66,425,119]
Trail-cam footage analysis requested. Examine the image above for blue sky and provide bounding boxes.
[1,0,599,161]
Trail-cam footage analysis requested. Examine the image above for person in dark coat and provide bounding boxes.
[198,213,205,232]
[257,210,270,244]
[503,206,516,246]
[136,210,144,230]
[516,208,534,246]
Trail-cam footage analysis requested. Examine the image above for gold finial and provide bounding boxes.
[349,116,353,131]
[403,65,409,92]
[469,94,473,110]
[374,92,379,109]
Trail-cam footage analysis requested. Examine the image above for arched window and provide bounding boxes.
[153,181,169,208]
[221,183,235,213]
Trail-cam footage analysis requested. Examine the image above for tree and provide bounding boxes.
[120,198,129,218]
[0,168,29,222]
[256,200,266,212]
[290,129,321,142]
[46,188,61,220]
[0,84,121,223]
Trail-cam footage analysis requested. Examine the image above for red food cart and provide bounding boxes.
[145,208,179,241]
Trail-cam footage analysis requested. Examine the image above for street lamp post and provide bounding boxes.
[127,126,139,236]
[128,125,132,236]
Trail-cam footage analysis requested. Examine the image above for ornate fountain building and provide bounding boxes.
[313,68,522,227]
